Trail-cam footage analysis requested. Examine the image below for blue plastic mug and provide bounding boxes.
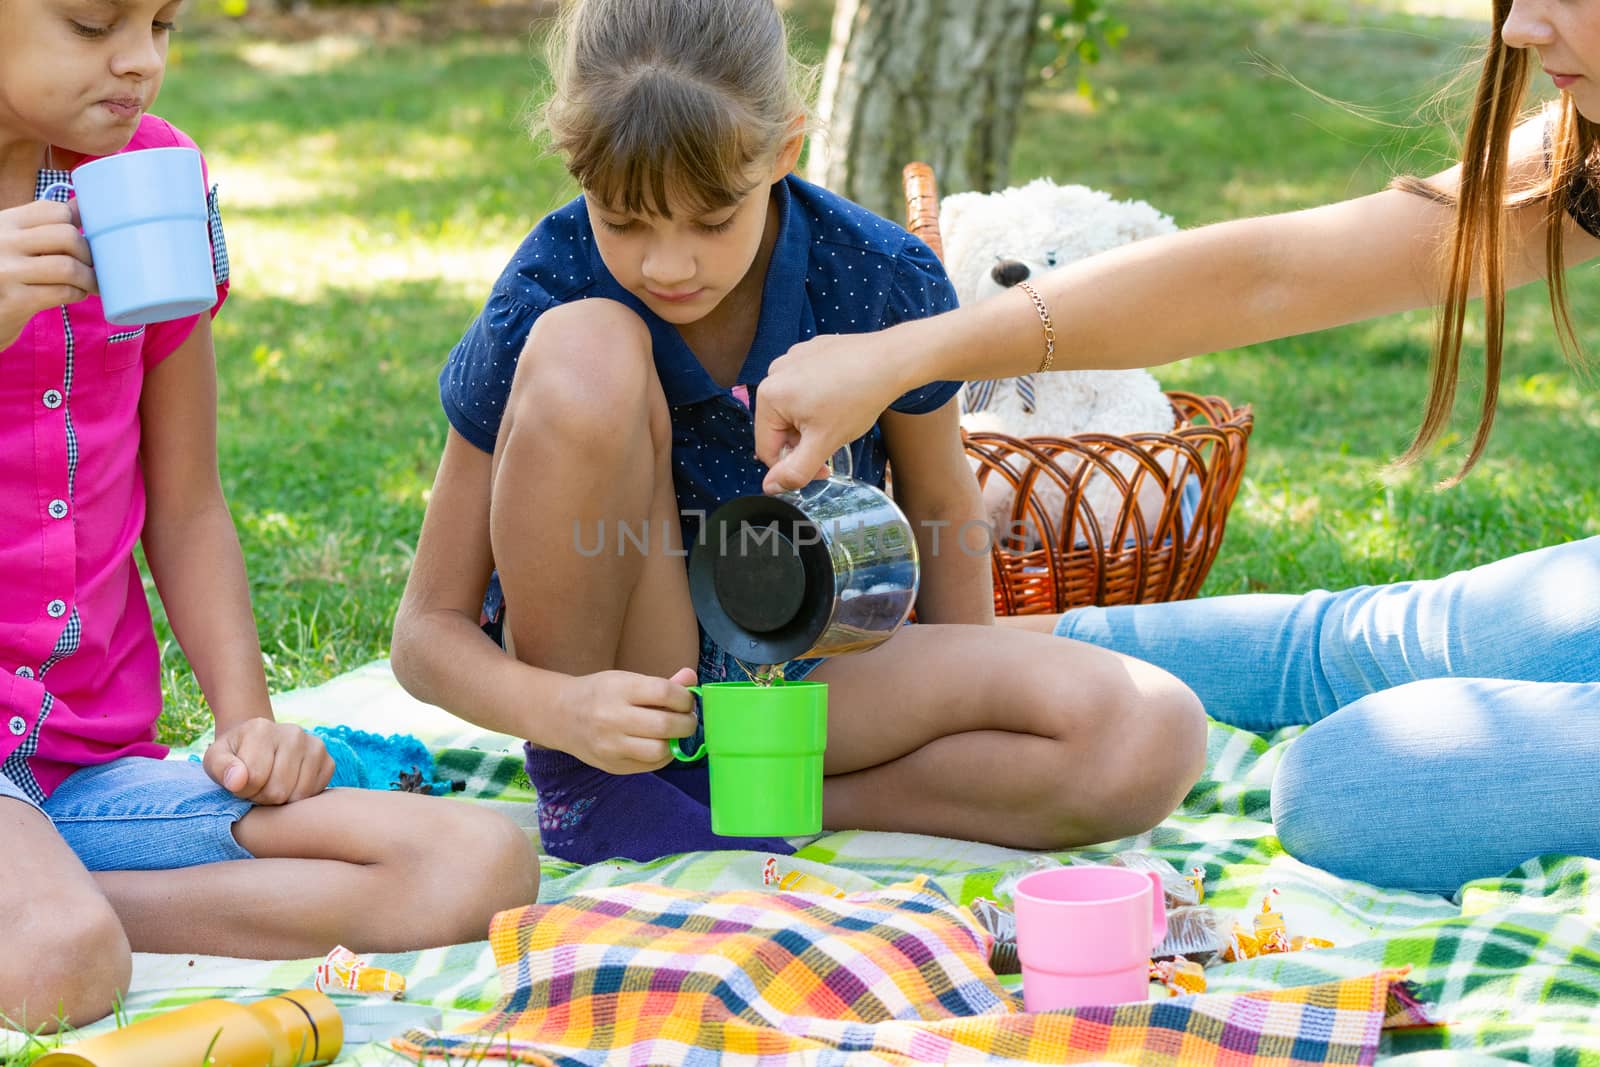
[44,147,215,326]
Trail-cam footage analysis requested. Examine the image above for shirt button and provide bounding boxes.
[7,716,25,737]
[47,600,66,619]
[15,666,34,680]
[43,389,64,409]
[48,499,68,520]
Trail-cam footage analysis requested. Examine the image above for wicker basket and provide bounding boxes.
[902,162,1255,614]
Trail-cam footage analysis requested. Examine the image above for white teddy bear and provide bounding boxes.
[938,178,1181,543]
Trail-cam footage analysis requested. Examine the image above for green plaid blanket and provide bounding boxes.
[4,660,1596,1064]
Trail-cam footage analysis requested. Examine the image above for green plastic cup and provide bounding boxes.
[669,681,827,837]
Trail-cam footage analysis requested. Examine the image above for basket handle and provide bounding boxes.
[902,162,944,264]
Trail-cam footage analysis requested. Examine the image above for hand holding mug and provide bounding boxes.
[44,146,217,327]
[0,198,96,349]
[554,667,700,775]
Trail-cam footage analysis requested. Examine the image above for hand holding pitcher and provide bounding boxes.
[689,446,920,665]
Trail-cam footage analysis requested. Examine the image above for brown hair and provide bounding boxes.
[1392,0,1598,482]
[538,0,814,219]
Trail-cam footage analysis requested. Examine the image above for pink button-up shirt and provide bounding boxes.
[0,115,229,802]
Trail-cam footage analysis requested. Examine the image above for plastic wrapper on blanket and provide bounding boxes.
[1102,851,1204,908]
[314,944,406,999]
[1220,891,1336,962]
[992,854,1064,908]
[1155,904,1225,964]
[1150,957,1207,995]
[994,852,1203,911]
[966,894,1223,976]
[967,896,1021,974]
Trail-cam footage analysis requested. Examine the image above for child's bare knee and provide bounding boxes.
[1096,676,1208,838]
[470,808,540,912]
[509,301,654,440]
[1165,679,1210,790]
[384,802,539,944]
[2,895,131,1031]
[1016,667,1205,849]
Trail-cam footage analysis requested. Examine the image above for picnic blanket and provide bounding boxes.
[390,878,1428,1065]
[3,660,1597,1065]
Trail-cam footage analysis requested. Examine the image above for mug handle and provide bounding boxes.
[1145,870,1168,949]
[40,181,74,202]
[668,686,704,762]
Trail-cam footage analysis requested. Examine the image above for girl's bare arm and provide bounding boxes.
[391,427,572,740]
[757,123,1600,492]
[878,399,994,625]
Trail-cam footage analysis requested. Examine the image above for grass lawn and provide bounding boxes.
[150,0,1598,744]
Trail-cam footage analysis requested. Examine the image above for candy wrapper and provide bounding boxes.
[761,858,847,899]
[1150,958,1207,995]
[1219,890,1335,962]
[1186,866,1206,904]
[1154,904,1224,963]
[1253,887,1290,953]
[314,945,406,1000]
[967,896,1020,974]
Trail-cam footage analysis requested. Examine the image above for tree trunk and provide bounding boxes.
[806,0,1041,222]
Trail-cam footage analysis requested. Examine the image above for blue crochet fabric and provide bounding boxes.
[185,726,455,794]
[313,725,456,795]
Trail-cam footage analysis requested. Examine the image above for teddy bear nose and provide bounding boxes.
[991,259,1031,287]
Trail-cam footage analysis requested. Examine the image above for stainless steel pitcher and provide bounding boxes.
[689,447,919,665]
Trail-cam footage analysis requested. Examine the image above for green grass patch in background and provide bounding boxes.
[150,0,1598,744]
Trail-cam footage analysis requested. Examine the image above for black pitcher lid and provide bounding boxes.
[689,494,835,664]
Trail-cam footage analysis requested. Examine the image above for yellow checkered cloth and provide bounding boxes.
[392,880,1429,1065]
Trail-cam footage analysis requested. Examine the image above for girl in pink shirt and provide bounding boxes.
[0,0,536,1030]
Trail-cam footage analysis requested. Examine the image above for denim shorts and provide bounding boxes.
[694,630,823,686]
[1,757,254,872]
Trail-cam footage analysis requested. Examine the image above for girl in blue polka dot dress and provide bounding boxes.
[391,0,1206,865]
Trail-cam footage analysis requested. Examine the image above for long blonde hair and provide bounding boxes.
[1392,0,1598,482]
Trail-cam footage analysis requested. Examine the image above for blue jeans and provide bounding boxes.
[1053,536,1600,893]
[2,757,255,871]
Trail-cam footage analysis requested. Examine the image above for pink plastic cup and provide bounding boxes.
[1013,865,1167,1011]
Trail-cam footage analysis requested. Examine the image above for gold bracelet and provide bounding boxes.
[1015,280,1055,373]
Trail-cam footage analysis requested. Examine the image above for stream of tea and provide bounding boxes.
[735,661,786,686]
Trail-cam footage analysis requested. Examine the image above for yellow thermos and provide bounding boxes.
[34,989,343,1067]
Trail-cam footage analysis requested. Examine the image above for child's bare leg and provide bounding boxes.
[488,299,697,678]
[812,624,1206,849]
[0,799,130,1030]
[480,300,791,861]
[92,790,535,957]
